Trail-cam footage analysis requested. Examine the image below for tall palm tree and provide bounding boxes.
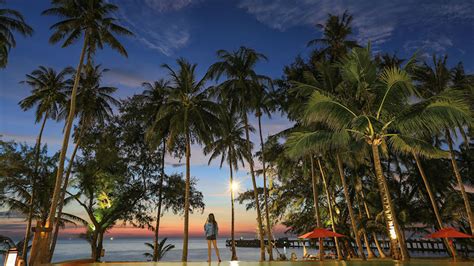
[49,64,120,259]
[286,129,365,259]
[18,66,72,261]
[208,46,270,261]
[299,47,471,260]
[153,58,219,261]
[307,11,358,62]
[32,1,132,263]
[254,84,276,260]
[204,108,251,261]
[414,55,474,235]
[142,79,171,262]
[0,0,33,68]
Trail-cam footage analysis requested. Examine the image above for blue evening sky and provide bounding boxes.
[0,0,473,237]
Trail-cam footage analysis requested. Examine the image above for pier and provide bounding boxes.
[225,238,474,253]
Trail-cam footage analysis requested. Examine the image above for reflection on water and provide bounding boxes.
[50,238,461,263]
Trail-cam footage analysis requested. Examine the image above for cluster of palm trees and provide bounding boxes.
[1,0,472,264]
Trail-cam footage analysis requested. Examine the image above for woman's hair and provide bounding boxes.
[207,213,217,225]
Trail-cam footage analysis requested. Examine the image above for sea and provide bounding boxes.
[48,237,453,263]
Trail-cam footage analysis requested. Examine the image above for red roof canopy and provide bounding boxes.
[298,228,345,239]
[425,228,472,239]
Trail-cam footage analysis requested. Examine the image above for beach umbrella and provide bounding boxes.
[425,228,472,239]
[425,228,471,261]
[298,228,345,259]
[298,228,345,239]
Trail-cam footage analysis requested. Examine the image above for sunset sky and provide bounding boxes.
[1,0,473,239]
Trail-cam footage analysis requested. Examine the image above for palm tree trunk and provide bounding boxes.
[181,130,191,262]
[359,180,387,258]
[317,158,342,260]
[355,189,376,259]
[243,113,266,261]
[310,157,324,260]
[31,33,89,265]
[153,140,166,262]
[336,154,365,259]
[48,138,81,261]
[229,152,238,261]
[257,113,273,260]
[371,144,409,260]
[22,114,48,263]
[446,129,474,235]
[412,152,456,258]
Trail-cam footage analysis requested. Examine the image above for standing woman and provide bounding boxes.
[204,213,222,262]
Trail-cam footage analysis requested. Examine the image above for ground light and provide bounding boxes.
[4,248,18,266]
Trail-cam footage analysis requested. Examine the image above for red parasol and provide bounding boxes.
[425,227,472,239]
[298,228,345,239]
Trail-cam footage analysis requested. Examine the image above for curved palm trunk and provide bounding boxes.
[446,129,474,236]
[310,157,324,260]
[22,115,48,263]
[359,180,387,258]
[336,154,366,259]
[257,113,273,260]
[31,33,89,266]
[48,138,81,261]
[371,144,409,260]
[412,152,456,258]
[181,131,191,262]
[153,140,166,262]
[229,153,238,261]
[317,158,342,260]
[243,113,266,261]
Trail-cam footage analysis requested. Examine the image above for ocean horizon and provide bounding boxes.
[46,237,450,262]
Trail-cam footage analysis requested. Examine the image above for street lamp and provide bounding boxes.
[229,180,240,193]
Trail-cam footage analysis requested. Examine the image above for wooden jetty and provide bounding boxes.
[226,238,473,253]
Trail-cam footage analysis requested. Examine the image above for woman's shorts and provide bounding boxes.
[206,235,216,240]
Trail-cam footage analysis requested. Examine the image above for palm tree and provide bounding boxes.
[286,129,364,259]
[0,0,33,68]
[49,64,120,258]
[254,84,276,260]
[307,11,358,62]
[204,108,250,260]
[18,66,72,261]
[414,55,474,235]
[142,79,171,262]
[208,46,270,261]
[298,47,471,260]
[143,238,175,261]
[32,1,132,263]
[153,58,219,261]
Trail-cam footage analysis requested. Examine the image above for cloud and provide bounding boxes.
[404,35,454,57]
[238,0,474,47]
[144,0,197,12]
[109,0,193,56]
[1,133,63,146]
[103,68,146,88]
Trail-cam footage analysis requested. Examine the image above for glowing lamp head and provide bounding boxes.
[230,180,240,193]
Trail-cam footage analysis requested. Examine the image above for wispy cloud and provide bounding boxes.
[143,0,198,12]
[109,0,194,56]
[404,35,454,58]
[103,68,147,88]
[238,0,474,48]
